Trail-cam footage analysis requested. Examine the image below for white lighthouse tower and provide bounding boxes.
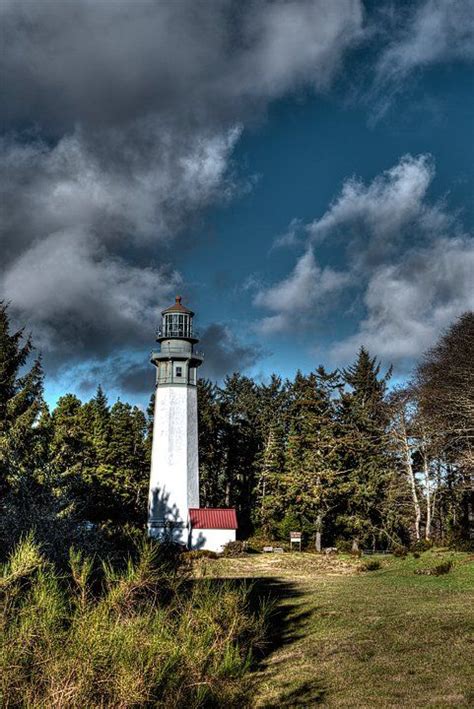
[148,296,203,542]
[148,296,238,551]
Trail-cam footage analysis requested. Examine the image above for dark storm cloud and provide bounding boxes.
[1,0,364,132]
[0,0,364,380]
[72,322,262,398]
[199,324,263,380]
[75,356,154,398]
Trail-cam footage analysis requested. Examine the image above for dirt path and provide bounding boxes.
[211,552,474,708]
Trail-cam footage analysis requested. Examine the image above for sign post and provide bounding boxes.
[290,531,302,551]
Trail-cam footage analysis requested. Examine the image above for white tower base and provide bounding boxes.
[148,385,199,545]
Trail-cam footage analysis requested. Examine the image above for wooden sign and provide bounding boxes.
[290,531,302,550]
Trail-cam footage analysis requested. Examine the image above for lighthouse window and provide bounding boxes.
[176,366,183,377]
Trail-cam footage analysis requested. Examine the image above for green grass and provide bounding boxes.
[210,551,474,707]
[0,536,269,708]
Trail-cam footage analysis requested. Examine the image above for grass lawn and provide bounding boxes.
[207,551,474,707]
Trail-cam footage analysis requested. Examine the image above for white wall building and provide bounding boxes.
[188,508,237,552]
[148,296,237,549]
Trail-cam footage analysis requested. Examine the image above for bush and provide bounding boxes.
[276,512,301,542]
[0,536,268,708]
[414,560,453,577]
[412,551,421,559]
[183,549,219,560]
[411,539,433,553]
[360,559,381,572]
[222,540,245,557]
[335,539,352,553]
[448,538,474,552]
[392,545,408,557]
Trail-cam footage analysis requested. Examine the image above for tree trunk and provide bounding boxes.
[315,512,323,552]
[400,415,421,541]
[315,530,322,553]
[423,448,431,540]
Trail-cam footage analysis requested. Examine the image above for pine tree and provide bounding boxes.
[255,422,286,536]
[219,374,261,534]
[107,401,148,524]
[282,369,341,549]
[0,303,58,558]
[91,385,111,466]
[198,379,226,507]
[0,303,47,492]
[50,394,96,519]
[337,348,393,550]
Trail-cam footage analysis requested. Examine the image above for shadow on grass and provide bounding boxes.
[259,679,326,708]
[200,575,326,706]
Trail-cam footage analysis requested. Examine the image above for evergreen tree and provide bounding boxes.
[0,303,47,492]
[282,369,341,549]
[50,393,97,519]
[0,303,58,558]
[255,422,286,536]
[107,401,148,524]
[337,348,393,550]
[219,374,261,533]
[198,379,226,507]
[91,385,111,466]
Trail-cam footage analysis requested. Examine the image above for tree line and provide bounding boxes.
[1,302,473,561]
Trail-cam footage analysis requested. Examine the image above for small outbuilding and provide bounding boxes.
[188,508,238,552]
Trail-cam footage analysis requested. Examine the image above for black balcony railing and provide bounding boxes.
[157,328,199,339]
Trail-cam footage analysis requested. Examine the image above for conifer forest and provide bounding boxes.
[2,301,473,561]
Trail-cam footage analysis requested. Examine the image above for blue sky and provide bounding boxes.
[1,0,473,408]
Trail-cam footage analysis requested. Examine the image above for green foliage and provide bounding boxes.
[276,511,302,542]
[392,545,408,557]
[0,537,267,707]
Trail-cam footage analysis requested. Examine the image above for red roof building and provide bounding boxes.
[188,508,238,530]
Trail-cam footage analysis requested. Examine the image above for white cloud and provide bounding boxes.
[255,154,473,366]
[376,0,474,83]
[254,249,350,334]
[307,154,449,267]
[331,236,474,364]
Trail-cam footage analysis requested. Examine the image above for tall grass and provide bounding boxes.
[0,534,269,708]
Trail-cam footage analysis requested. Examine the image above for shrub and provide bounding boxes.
[414,560,453,577]
[222,540,245,557]
[183,549,219,560]
[448,538,474,552]
[392,545,408,557]
[411,539,433,553]
[0,537,268,708]
[412,551,421,559]
[276,512,301,542]
[360,559,381,572]
[335,539,352,553]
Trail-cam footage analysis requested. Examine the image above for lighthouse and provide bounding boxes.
[148,296,202,541]
[148,296,237,550]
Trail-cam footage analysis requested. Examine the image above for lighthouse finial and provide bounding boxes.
[176,295,182,304]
